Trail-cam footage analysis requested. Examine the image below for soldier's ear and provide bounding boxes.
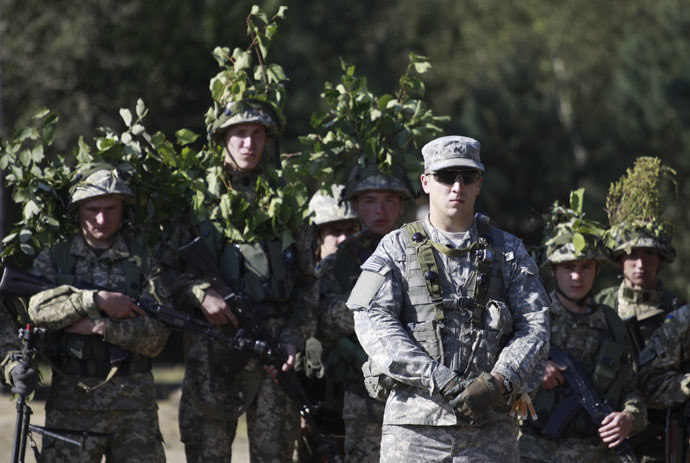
[420,173,431,194]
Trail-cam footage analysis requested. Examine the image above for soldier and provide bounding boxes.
[26,164,170,462]
[316,165,413,462]
[638,304,690,461]
[594,157,680,461]
[309,184,360,263]
[174,98,318,462]
[295,185,359,461]
[519,190,646,462]
[346,135,550,462]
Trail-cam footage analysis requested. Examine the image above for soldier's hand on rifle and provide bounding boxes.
[95,290,146,318]
[263,343,297,383]
[64,317,106,336]
[201,289,239,328]
[598,411,634,448]
[10,363,38,396]
[541,360,567,390]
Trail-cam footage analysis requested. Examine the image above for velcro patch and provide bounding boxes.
[361,255,391,274]
[347,270,386,309]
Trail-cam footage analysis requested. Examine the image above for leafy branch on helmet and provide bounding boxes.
[540,188,608,266]
[0,100,204,260]
[196,4,309,248]
[604,156,678,249]
[204,5,288,138]
[299,52,449,196]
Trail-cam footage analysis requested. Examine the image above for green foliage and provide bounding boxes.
[605,156,678,241]
[541,188,607,264]
[0,109,74,258]
[194,5,307,247]
[298,53,449,195]
[0,100,204,258]
[205,5,289,135]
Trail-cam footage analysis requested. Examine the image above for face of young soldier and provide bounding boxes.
[621,247,661,289]
[355,192,402,236]
[223,122,267,171]
[318,219,360,259]
[78,196,124,249]
[553,259,597,301]
[421,169,482,224]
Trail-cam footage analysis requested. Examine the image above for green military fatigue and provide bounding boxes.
[519,294,646,462]
[596,280,680,462]
[28,234,170,463]
[317,229,385,463]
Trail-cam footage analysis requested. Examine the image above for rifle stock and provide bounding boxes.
[177,237,344,463]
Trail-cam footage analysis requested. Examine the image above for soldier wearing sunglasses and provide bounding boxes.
[346,135,550,462]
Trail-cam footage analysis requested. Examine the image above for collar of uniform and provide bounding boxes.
[224,166,260,189]
[549,290,603,328]
[423,214,477,250]
[620,279,663,304]
[72,233,130,260]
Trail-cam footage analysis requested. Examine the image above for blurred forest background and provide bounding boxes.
[1,0,689,297]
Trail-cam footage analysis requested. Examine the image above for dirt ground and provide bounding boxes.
[0,364,249,462]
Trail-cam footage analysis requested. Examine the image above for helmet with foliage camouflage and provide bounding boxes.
[309,184,357,226]
[344,164,414,202]
[542,189,609,266]
[206,100,281,142]
[68,163,135,209]
[605,157,677,263]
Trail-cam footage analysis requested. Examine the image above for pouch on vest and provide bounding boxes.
[593,338,625,400]
[362,358,395,402]
[237,241,295,304]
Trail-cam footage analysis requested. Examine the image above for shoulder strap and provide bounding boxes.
[49,238,77,285]
[403,221,445,321]
[600,303,628,347]
[121,237,148,298]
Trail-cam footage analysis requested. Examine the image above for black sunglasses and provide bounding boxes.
[431,170,482,186]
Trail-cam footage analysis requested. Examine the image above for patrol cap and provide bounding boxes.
[422,135,484,173]
[309,184,358,226]
[68,164,135,209]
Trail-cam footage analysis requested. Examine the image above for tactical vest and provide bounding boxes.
[48,236,151,378]
[197,219,299,314]
[532,303,630,437]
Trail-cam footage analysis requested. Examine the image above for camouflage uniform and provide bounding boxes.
[317,229,386,463]
[174,169,318,463]
[0,296,23,386]
[28,234,170,462]
[519,293,646,463]
[596,274,680,461]
[638,304,690,408]
[347,213,550,462]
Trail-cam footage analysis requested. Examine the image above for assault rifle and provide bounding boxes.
[543,345,639,463]
[177,237,344,463]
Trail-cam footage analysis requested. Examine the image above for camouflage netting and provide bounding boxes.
[605,156,678,262]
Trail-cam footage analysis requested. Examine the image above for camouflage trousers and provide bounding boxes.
[39,408,164,463]
[519,432,620,463]
[380,417,519,463]
[342,390,385,463]
[180,355,300,463]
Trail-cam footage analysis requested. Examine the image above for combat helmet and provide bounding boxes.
[68,163,135,210]
[605,157,677,263]
[542,188,609,266]
[206,99,281,142]
[344,164,415,202]
[309,184,358,226]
